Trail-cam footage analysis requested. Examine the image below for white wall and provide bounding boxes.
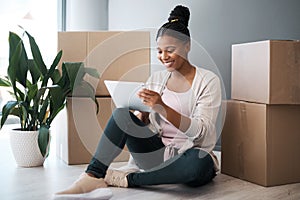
[66,0,108,31]
[108,0,300,99]
[109,0,197,74]
[109,0,172,30]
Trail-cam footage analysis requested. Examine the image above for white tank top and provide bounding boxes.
[160,87,194,148]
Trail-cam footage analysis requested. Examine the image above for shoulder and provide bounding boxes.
[194,67,220,86]
[195,67,219,80]
[192,67,221,92]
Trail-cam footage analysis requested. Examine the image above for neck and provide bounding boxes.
[171,61,194,78]
[167,62,195,91]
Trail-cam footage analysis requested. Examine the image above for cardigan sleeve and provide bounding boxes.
[183,72,222,152]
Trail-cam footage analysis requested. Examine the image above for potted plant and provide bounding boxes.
[0,30,99,167]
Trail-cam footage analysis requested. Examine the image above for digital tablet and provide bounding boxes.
[104,80,151,112]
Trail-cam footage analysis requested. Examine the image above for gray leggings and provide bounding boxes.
[86,108,216,187]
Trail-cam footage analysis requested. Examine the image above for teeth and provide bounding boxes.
[164,61,173,67]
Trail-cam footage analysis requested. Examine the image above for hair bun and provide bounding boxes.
[168,5,190,27]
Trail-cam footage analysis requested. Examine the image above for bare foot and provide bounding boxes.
[56,173,107,195]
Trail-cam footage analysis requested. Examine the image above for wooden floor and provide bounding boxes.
[1,128,300,200]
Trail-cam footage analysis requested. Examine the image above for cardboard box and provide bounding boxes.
[231,40,300,104]
[58,31,150,96]
[54,97,130,165]
[221,100,300,186]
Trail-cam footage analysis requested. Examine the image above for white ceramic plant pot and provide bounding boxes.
[9,129,49,167]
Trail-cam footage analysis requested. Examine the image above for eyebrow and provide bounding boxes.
[156,46,176,50]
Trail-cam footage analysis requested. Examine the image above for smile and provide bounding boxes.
[163,60,175,68]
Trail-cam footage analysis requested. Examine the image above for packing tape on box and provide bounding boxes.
[238,102,248,178]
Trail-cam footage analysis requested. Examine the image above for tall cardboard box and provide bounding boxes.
[56,31,150,164]
[54,97,130,165]
[231,40,300,104]
[221,100,300,186]
[58,31,150,96]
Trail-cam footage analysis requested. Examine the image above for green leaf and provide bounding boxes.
[51,69,61,84]
[19,103,28,130]
[0,77,11,87]
[28,59,41,84]
[15,86,25,102]
[25,31,47,76]
[32,87,47,121]
[16,44,29,88]
[84,67,100,79]
[9,32,28,88]
[42,50,62,87]
[10,107,22,117]
[38,126,50,157]
[49,85,65,109]
[38,97,49,123]
[75,81,99,113]
[56,64,69,90]
[26,81,38,102]
[63,62,85,91]
[8,32,22,60]
[0,101,18,128]
[49,50,62,74]
[48,85,65,122]
[3,103,27,130]
[7,38,22,88]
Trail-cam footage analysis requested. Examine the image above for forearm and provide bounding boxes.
[154,103,191,132]
[138,88,192,132]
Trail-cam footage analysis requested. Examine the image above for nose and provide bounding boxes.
[161,51,169,60]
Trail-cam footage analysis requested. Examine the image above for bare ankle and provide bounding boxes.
[86,172,96,178]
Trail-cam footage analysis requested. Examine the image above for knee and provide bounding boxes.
[112,108,130,118]
[112,108,132,122]
[111,108,136,129]
[112,108,141,125]
[183,149,214,176]
[182,149,215,187]
[185,149,212,163]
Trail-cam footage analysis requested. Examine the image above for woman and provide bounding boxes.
[57,5,221,194]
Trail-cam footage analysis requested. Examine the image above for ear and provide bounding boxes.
[184,41,191,53]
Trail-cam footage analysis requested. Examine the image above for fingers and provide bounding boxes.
[137,89,159,106]
[138,88,155,96]
[141,95,151,103]
[138,89,154,99]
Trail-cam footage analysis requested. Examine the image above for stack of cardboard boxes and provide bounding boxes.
[54,31,150,165]
[221,40,300,186]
